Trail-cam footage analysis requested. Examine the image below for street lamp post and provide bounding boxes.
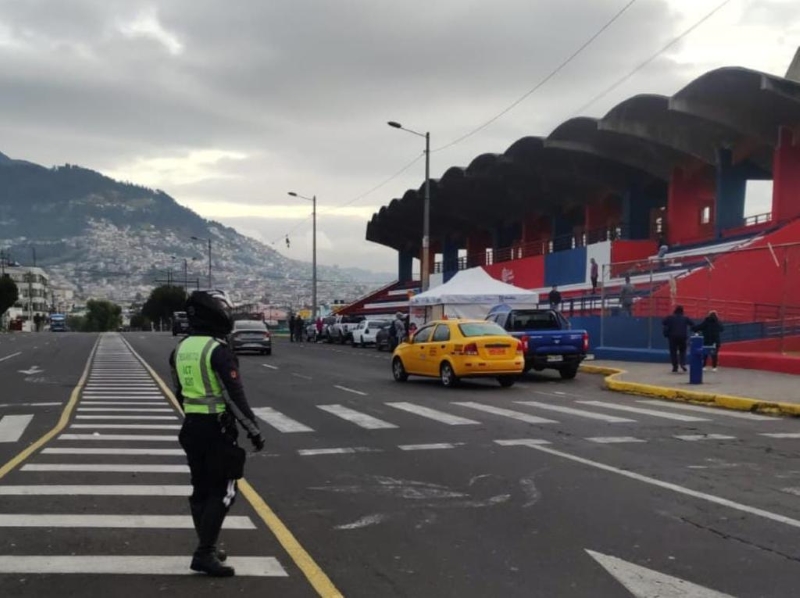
[190,236,212,288]
[388,121,431,291]
[288,192,317,320]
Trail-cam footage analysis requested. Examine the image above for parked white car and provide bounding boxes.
[351,318,391,347]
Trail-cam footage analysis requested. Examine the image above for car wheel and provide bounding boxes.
[559,365,578,380]
[440,362,459,388]
[497,376,517,388]
[392,357,408,382]
[376,343,383,352]
[264,348,272,356]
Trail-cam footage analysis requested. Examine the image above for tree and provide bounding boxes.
[0,274,19,325]
[83,299,122,332]
[142,285,187,325]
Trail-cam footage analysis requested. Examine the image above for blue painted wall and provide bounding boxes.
[545,246,587,287]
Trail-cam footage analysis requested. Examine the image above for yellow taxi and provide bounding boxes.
[391,319,524,388]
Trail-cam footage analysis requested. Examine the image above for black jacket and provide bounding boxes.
[662,314,694,340]
[693,315,724,344]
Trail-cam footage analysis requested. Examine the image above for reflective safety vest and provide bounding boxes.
[175,336,227,414]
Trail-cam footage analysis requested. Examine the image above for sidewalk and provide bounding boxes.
[582,360,800,415]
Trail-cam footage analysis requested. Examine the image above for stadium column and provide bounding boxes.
[551,212,573,252]
[442,236,460,283]
[465,230,492,267]
[398,249,413,284]
[714,148,748,238]
[622,185,659,240]
[772,126,800,224]
[666,164,715,245]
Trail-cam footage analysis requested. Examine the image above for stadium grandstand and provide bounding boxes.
[342,50,800,373]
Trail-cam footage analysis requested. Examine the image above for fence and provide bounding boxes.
[591,240,800,351]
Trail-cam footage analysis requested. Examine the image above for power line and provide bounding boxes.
[571,0,734,116]
[433,0,640,153]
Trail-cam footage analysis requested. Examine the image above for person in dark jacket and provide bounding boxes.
[294,315,304,343]
[693,310,724,371]
[288,314,296,342]
[548,286,562,310]
[662,305,694,373]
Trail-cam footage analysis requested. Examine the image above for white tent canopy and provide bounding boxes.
[409,267,539,322]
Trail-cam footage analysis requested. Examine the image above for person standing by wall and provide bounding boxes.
[548,286,562,310]
[288,314,295,343]
[590,258,599,294]
[619,276,635,316]
[294,315,304,343]
[662,305,694,373]
[693,310,724,371]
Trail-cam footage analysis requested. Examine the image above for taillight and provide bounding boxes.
[463,343,478,356]
[582,332,589,352]
[516,339,524,355]
[520,335,529,352]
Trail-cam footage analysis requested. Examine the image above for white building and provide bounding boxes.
[2,266,51,327]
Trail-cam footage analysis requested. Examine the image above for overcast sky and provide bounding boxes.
[1,0,797,274]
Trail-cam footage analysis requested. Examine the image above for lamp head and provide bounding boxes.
[387,121,402,129]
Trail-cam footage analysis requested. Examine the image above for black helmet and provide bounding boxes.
[186,290,234,337]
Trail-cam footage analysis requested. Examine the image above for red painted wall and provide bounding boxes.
[725,336,800,353]
[482,255,545,289]
[667,166,716,245]
[772,127,800,224]
[610,240,658,265]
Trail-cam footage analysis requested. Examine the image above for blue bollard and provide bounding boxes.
[689,334,704,384]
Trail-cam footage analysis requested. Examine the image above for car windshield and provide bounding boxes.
[234,321,267,331]
[458,322,509,337]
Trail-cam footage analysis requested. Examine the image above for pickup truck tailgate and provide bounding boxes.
[522,331,585,355]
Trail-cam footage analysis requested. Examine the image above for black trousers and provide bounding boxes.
[668,337,687,370]
[179,414,239,555]
[703,343,720,368]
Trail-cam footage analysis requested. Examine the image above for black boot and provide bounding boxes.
[191,550,234,577]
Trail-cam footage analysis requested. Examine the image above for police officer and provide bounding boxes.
[170,290,265,577]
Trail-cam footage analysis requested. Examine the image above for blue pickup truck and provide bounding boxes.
[486,305,589,379]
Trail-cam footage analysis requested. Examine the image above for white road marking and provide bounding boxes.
[453,402,557,425]
[317,404,397,429]
[386,402,480,425]
[0,514,254,529]
[71,424,181,430]
[761,433,800,439]
[335,514,388,530]
[0,414,34,443]
[0,351,22,362]
[0,556,287,576]
[0,402,62,408]
[262,364,279,370]
[587,436,646,444]
[781,487,800,497]
[21,463,189,473]
[81,401,166,406]
[81,396,164,400]
[674,434,737,441]
[398,443,460,451]
[577,401,709,422]
[523,444,800,530]
[78,408,173,412]
[18,366,43,375]
[636,400,776,420]
[0,485,190,496]
[494,439,552,447]
[42,448,185,456]
[75,415,177,421]
[298,447,382,456]
[333,385,368,396]
[291,373,313,380]
[253,406,314,433]
[586,550,734,598]
[59,434,178,442]
[515,401,636,423]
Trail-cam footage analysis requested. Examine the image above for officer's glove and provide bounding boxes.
[249,433,265,452]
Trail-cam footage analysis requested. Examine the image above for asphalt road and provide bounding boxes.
[1,331,799,597]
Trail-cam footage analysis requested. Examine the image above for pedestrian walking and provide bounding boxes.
[590,258,599,294]
[170,290,264,577]
[619,276,635,316]
[294,315,304,343]
[662,305,694,373]
[548,286,562,310]
[390,312,405,351]
[693,310,724,371]
[288,314,295,342]
[315,317,323,342]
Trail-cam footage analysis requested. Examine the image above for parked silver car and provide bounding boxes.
[229,319,272,355]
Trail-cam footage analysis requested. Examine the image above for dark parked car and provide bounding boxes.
[229,319,272,355]
[172,311,190,336]
[374,322,393,352]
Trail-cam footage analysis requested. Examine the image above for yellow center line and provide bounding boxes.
[0,337,99,481]
[120,335,344,598]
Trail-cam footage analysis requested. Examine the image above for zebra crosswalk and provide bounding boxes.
[0,333,288,585]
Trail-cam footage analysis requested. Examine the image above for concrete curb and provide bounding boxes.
[579,364,800,417]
